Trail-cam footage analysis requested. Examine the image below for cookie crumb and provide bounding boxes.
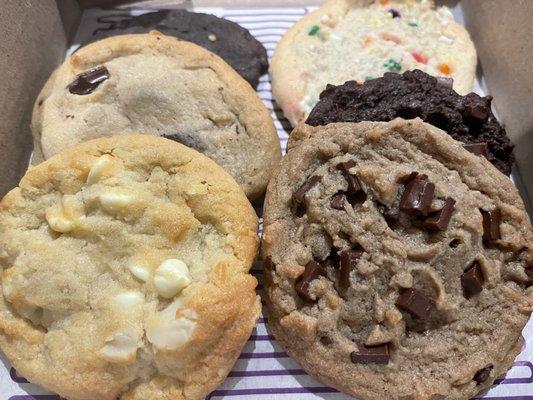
[208,33,217,42]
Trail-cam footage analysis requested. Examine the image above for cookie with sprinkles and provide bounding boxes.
[271,0,477,126]
[262,118,533,400]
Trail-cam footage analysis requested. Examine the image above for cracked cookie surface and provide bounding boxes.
[31,32,280,201]
[0,135,260,400]
[262,119,533,400]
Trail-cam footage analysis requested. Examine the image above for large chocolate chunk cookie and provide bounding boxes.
[84,10,268,88]
[306,70,514,175]
[263,119,532,400]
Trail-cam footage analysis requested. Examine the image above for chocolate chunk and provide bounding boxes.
[295,260,327,301]
[423,198,456,231]
[388,8,400,18]
[395,288,435,319]
[351,342,390,364]
[377,202,400,227]
[464,104,490,120]
[461,261,484,297]
[449,238,461,248]
[464,142,489,158]
[339,249,363,292]
[68,66,110,95]
[473,365,493,384]
[291,175,321,216]
[481,208,501,245]
[264,256,274,272]
[330,192,346,210]
[336,160,366,202]
[320,335,333,346]
[399,173,435,216]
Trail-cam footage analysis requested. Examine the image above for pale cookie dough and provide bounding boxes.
[263,119,533,400]
[271,0,477,126]
[0,135,261,400]
[32,31,281,201]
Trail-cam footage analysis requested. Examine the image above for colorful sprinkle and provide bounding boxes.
[363,36,373,45]
[381,32,402,44]
[389,9,401,18]
[438,63,452,75]
[365,76,374,81]
[380,0,389,5]
[308,25,320,36]
[384,58,402,72]
[408,21,419,27]
[411,51,428,64]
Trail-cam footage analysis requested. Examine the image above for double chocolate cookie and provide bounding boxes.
[84,10,268,88]
[306,69,514,175]
[263,119,532,400]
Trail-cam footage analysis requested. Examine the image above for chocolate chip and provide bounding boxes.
[464,104,490,120]
[449,238,461,248]
[330,192,346,210]
[423,198,456,231]
[461,261,484,297]
[68,66,110,95]
[320,335,333,346]
[295,260,327,301]
[336,161,366,203]
[395,288,435,319]
[464,142,489,158]
[291,175,321,216]
[38,99,44,106]
[480,208,501,245]
[473,365,493,384]
[264,256,274,272]
[351,343,390,364]
[377,202,399,227]
[339,249,363,292]
[399,173,435,216]
[388,8,400,18]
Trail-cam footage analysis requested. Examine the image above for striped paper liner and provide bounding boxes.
[2,3,532,400]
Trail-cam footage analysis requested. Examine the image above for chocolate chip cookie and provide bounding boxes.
[84,10,268,88]
[263,119,533,400]
[32,32,281,201]
[306,69,514,175]
[0,135,260,400]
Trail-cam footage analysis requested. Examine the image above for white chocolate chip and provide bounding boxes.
[114,291,144,309]
[153,259,192,298]
[99,330,139,363]
[99,191,135,214]
[45,195,85,233]
[87,154,115,185]
[45,206,74,233]
[128,264,150,282]
[1,273,14,299]
[146,301,197,351]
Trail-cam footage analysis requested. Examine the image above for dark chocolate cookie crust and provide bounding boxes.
[84,10,268,88]
[306,70,514,175]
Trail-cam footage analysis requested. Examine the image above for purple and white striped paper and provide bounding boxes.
[2,3,532,400]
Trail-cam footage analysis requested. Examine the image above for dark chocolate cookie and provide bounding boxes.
[84,10,268,88]
[306,70,514,175]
